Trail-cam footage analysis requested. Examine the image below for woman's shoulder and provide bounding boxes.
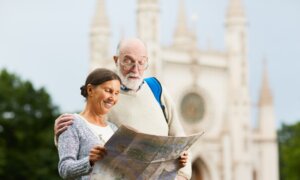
[70,114,88,129]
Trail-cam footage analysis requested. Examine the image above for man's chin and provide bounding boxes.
[124,79,142,90]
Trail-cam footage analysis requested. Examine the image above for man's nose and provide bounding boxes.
[130,63,139,73]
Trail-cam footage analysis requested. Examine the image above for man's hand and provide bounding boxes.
[178,151,188,168]
[54,114,74,138]
[89,145,107,166]
[175,151,189,179]
[176,175,188,180]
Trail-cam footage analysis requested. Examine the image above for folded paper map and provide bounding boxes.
[90,125,204,180]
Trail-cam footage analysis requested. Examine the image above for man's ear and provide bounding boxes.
[113,56,118,64]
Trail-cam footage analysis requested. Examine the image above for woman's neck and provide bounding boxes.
[80,108,107,127]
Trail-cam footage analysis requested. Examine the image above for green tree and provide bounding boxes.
[0,69,60,179]
[278,121,300,180]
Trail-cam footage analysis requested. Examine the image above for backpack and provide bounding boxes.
[144,77,168,123]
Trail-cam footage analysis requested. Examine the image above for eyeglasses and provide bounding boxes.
[119,56,149,70]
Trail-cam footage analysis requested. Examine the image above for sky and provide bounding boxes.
[0,0,299,128]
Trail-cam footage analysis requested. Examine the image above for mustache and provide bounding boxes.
[125,73,140,79]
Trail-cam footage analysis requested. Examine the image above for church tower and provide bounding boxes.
[225,0,252,179]
[256,61,279,180]
[225,0,249,90]
[136,0,161,77]
[90,0,111,71]
[172,0,197,51]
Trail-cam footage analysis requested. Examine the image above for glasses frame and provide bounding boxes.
[118,56,149,70]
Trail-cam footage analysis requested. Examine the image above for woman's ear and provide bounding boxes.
[86,84,94,97]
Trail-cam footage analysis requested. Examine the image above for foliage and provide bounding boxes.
[0,69,60,179]
[278,121,300,180]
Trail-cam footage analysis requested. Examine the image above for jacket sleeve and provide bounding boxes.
[57,123,92,179]
[161,86,192,179]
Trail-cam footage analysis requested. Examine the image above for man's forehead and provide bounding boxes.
[120,41,147,55]
[120,47,146,55]
[120,47,147,57]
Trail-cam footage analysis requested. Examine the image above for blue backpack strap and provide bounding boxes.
[144,77,167,122]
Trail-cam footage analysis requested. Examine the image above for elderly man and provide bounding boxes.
[55,38,191,180]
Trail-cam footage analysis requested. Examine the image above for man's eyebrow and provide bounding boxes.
[123,54,147,61]
[123,55,134,59]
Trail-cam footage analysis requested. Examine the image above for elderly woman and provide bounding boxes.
[57,68,121,179]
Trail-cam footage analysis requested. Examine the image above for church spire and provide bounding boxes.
[91,0,109,27]
[90,0,111,71]
[173,0,196,51]
[227,0,245,18]
[256,58,279,180]
[174,0,189,37]
[257,57,275,137]
[258,60,273,106]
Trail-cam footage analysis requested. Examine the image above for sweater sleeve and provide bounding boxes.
[57,123,92,179]
[160,85,185,136]
[161,86,192,180]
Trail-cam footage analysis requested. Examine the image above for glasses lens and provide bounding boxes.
[121,57,148,70]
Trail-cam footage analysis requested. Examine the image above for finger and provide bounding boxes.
[58,121,73,128]
[90,148,99,154]
[179,160,187,163]
[55,122,72,135]
[95,146,107,154]
[55,113,73,123]
[91,146,106,155]
[90,152,101,158]
[90,152,105,162]
[55,126,69,136]
[179,156,187,160]
[180,154,188,158]
[179,159,187,163]
[55,115,74,125]
[55,114,68,123]
[180,161,187,165]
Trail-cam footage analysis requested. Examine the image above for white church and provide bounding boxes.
[89,0,279,179]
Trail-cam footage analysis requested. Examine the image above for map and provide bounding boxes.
[90,125,204,180]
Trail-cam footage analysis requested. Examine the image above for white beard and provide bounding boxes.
[116,65,143,91]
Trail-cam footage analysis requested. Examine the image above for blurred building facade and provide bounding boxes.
[90,0,279,179]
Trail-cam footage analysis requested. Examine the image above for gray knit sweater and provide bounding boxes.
[57,114,117,180]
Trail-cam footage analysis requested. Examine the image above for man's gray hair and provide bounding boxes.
[115,38,147,56]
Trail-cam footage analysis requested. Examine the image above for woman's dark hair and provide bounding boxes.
[80,68,121,98]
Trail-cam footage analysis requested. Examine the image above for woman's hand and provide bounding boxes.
[89,145,107,166]
[178,151,188,168]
